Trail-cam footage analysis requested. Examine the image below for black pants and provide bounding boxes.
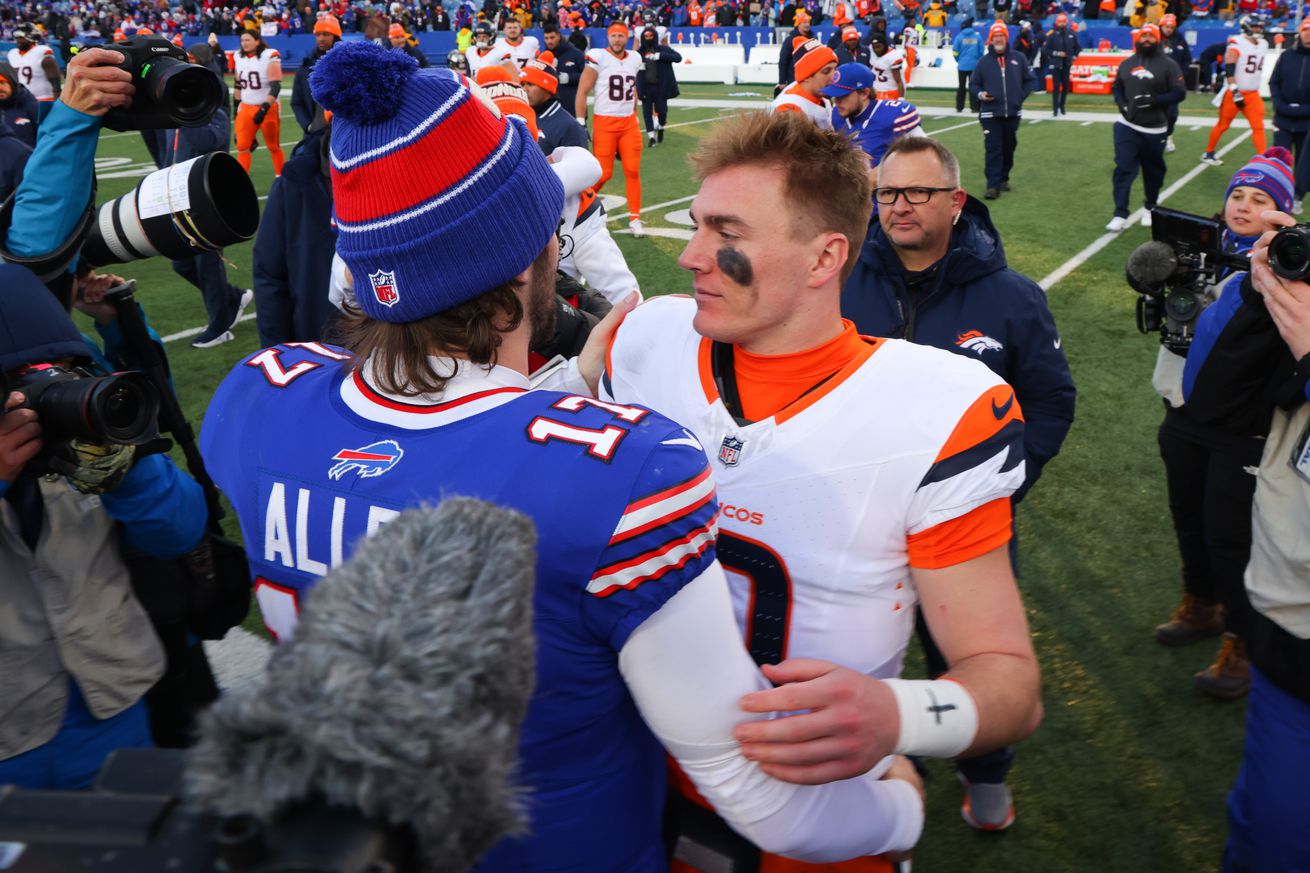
[1274,126,1309,198]
[979,114,1020,189]
[172,250,242,334]
[641,95,669,134]
[1158,409,1261,638]
[1050,64,1072,113]
[956,70,978,112]
[1112,122,1167,218]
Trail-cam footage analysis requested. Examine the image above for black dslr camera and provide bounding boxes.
[7,363,161,475]
[98,36,225,131]
[1267,223,1310,281]
[1127,207,1251,354]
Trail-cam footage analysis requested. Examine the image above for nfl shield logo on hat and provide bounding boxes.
[718,435,744,467]
[369,269,400,307]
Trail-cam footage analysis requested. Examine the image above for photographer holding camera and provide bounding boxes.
[1143,150,1294,700]
[1168,211,1310,872]
[0,264,208,790]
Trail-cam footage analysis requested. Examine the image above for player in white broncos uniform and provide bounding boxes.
[1203,15,1269,164]
[494,19,540,68]
[466,21,513,75]
[8,26,60,121]
[580,111,1042,873]
[233,28,285,175]
[578,23,646,236]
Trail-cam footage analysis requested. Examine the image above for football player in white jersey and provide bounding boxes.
[869,35,906,100]
[578,111,1043,872]
[233,28,285,175]
[8,26,60,122]
[494,19,539,68]
[465,21,514,75]
[1203,15,1269,164]
[577,23,646,236]
[769,39,837,130]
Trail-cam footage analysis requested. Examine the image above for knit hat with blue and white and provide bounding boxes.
[1226,147,1295,214]
[310,41,564,322]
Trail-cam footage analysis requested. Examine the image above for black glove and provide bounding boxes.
[1232,90,1245,108]
[232,93,240,117]
[252,101,271,125]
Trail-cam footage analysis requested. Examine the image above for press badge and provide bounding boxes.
[1293,415,1310,484]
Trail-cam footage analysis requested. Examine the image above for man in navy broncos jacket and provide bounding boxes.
[842,135,1075,833]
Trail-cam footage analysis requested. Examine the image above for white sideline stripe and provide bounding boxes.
[1038,130,1252,293]
[923,119,975,136]
[608,193,696,224]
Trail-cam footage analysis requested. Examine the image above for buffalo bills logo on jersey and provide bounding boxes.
[329,440,404,480]
[956,330,1004,353]
[718,435,744,467]
[369,270,400,307]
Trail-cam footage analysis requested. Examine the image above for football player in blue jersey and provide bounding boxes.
[822,62,924,178]
[200,42,926,873]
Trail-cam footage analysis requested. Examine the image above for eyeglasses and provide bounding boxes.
[873,186,957,205]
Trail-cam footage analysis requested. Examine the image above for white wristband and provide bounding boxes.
[884,678,979,759]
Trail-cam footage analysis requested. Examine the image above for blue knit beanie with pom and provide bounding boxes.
[309,41,564,322]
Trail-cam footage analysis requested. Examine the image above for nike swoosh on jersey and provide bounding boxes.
[661,433,705,451]
[992,394,1015,419]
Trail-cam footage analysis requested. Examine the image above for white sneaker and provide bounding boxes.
[1200,152,1224,166]
[1105,216,1128,232]
[230,288,254,330]
[1165,136,1176,153]
[628,219,645,238]
[1141,211,1153,227]
[190,329,235,349]
[1295,199,1304,215]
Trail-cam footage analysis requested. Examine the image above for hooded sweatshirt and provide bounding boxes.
[0,62,40,147]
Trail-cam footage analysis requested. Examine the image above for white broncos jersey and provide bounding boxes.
[234,47,281,106]
[8,44,55,100]
[465,43,513,75]
[494,34,540,68]
[602,297,1027,678]
[1227,36,1268,93]
[871,46,906,90]
[770,84,833,129]
[585,48,641,117]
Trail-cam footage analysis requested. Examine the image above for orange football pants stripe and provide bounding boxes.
[1207,90,1266,154]
[235,101,286,176]
[592,114,642,218]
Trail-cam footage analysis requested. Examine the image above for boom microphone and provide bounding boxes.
[186,498,539,872]
[1125,240,1180,293]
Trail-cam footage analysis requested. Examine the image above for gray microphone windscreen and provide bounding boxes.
[186,498,537,873]
[1126,240,1179,287]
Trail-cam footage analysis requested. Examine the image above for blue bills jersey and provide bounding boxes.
[832,98,922,167]
[200,342,720,873]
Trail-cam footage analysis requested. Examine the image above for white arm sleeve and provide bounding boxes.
[619,565,924,861]
[549,145,603,197]
[564,214,641,304]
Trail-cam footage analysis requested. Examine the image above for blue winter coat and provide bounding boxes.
[953,28,984,72]
[840,196,1076,499]
[0,63,39,147]
[0,123,31,203]
[1269,44,1310,136]
[970,47,1036,118]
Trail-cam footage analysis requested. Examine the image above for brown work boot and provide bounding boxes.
[1193,632,1251,700]
[1155,594,1225,647]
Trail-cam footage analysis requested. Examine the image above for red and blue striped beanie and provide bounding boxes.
[309,41,564,322]
[1226,148,1295,214]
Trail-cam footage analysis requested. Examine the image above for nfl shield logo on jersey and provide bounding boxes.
[718,435,744,467]
[369,270,400,307]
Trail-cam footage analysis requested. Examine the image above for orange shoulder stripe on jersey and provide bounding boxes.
[1225,46,1240,62]
[697,336,716,403]
[933,383,1024,464]
[775,103,803,114]
[906,496,1012,570]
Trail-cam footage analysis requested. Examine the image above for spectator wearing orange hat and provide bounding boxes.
[830,24,871,66]
[1045,13,1080,117]
[293,13,342,132]
[969,22,1036,199]
[577,22,647,237]
[388,22,429,67]
[523,52,590,151]
[777,9,814,91]
[770,38,838,128]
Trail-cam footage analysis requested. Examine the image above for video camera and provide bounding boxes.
[1126,207,1251,354]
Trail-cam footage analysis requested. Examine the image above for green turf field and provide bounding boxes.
[85,76,1267,871]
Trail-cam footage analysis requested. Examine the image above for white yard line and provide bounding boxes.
[1037,130,1252,292]
[161,313,257,344]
